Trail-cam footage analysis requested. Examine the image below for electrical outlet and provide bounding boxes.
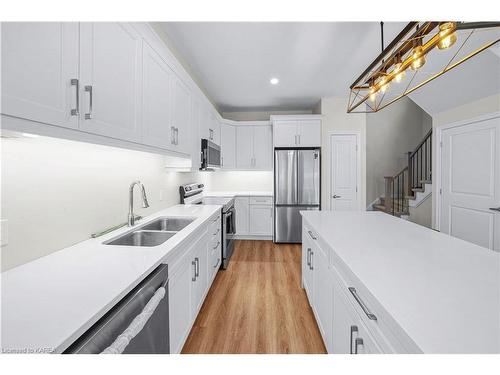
[0,219,8,247]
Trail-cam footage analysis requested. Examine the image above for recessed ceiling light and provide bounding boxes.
[270,77,279,85]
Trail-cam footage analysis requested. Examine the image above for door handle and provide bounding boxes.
[306,248,311,268]
[489,207,500,212]
[309,250,314,270]
[354,338,364,354]
[192,260,196,281]
[332,195,341,199]
[84,85,93,119]
[195,257,200,277]
[70,79,79,116]
[350,325,358,354]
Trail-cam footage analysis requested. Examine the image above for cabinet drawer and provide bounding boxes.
[208,212,221,234]
[249,196,272,205]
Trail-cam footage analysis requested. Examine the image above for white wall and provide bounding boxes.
[201,171,273,192]
[222,110,312,121]
[0,135,199,271]
[366,97,431,206]
[431,93,500,229]
[320,97,367,210]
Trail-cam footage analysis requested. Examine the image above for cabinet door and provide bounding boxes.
[169,257,194,354]
[192,235,208,314]
[171,76,192,155]
[79,23,142,142]
[312,245,334,353]
[235,197,249,235]
[191,99,202,170]
[208,113,220,145]
[273,120,299,147]
[332,285,358,354]
[235,126,254,169]
[249,205,273,235]
[302,227,314,305]
[142,42,173,149]
[298,120,321,147]
[1,22,79,129]
[220,123,236,169]
[253,125,273,170]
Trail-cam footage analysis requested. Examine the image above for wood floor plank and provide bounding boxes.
[181,240,327,354]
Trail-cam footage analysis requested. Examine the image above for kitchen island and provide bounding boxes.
[300,211,500,354]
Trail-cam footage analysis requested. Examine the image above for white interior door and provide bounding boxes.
[330,134,359,210]
[440,115,500,251]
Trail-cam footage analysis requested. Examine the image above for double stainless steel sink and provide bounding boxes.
[104,217,195,247]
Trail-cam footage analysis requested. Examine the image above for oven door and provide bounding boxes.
[222,207,236,269]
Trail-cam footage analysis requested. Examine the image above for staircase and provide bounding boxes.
[373,129,432,218]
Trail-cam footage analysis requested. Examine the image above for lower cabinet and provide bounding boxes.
[168,213,220,354]
[302,221,384,354]
[235,196,273,238]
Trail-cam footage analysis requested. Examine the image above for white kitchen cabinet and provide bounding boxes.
[191,234,208,314]
[169,253,194,354]
[1,22,80,130]
[273,117,321,147]
[249,205,273,235]
[142,42,173,149]
[235,126,254,169]
[79,23,143,142]
[235,125,273,170]
[220,123,236,169]
[312,241,334,353]
[190,98,202,170]
[235,197,250,235]
[302,226,314,306]
[253,125,273,169]
[171,75,192,155]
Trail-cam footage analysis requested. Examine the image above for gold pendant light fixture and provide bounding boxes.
[347,22,500,113]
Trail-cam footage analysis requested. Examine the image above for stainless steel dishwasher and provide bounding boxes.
[64,264,169,354]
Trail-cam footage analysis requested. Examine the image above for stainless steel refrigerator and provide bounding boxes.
[274,149,320,243]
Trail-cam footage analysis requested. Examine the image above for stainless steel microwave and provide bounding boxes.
[200,139,221,170]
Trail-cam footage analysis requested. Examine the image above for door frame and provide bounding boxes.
[436,111,500,232]
[328,131,362,211]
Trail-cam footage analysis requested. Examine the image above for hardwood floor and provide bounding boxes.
[181,240,327,354]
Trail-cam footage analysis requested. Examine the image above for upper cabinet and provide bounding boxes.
[220,122,236,169]
[171,76,192,155]
[142,41,174,149]
[1,22,79,130]
[272,116,322,148]
[79,23,143,143]
[235,123,272,170]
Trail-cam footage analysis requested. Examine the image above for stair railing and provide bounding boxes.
[408,128,432,194]
[384,167,409,216]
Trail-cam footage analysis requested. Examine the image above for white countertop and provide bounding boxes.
[0,204,221,354]
[301,211,500,353]
[205,191,273,197]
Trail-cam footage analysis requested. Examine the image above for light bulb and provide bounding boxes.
[394,62,406,83]
[437,22,457,50]
[369,86,378,102]
[379,76,389,93]
[410,46,426,70]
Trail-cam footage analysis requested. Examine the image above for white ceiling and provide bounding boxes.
[158,22,500,115]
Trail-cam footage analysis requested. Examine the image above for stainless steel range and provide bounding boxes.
[179,183,236,269]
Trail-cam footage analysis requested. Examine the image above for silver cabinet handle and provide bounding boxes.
[175,127,179,145]
[332,195,341,199]
[212,216,220,223]
[306,248,311,268]
[350,325,358,354]
[70,79,79,116]
[213,241,220,250]
[192,260,196,281]
[214,258,220,269]
[171,126,176,144]
[221,156,224,167]
[84,85,93,119]
[348,287,377,321]
[308,230,317,240]
[354,338,363,354]
[195,257,199,278]
[213,228,220,236]
[489,207,500,212]
[298,134,301,145]
[309,250,314,270]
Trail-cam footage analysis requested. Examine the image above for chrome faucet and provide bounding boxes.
[128,181,150,226]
